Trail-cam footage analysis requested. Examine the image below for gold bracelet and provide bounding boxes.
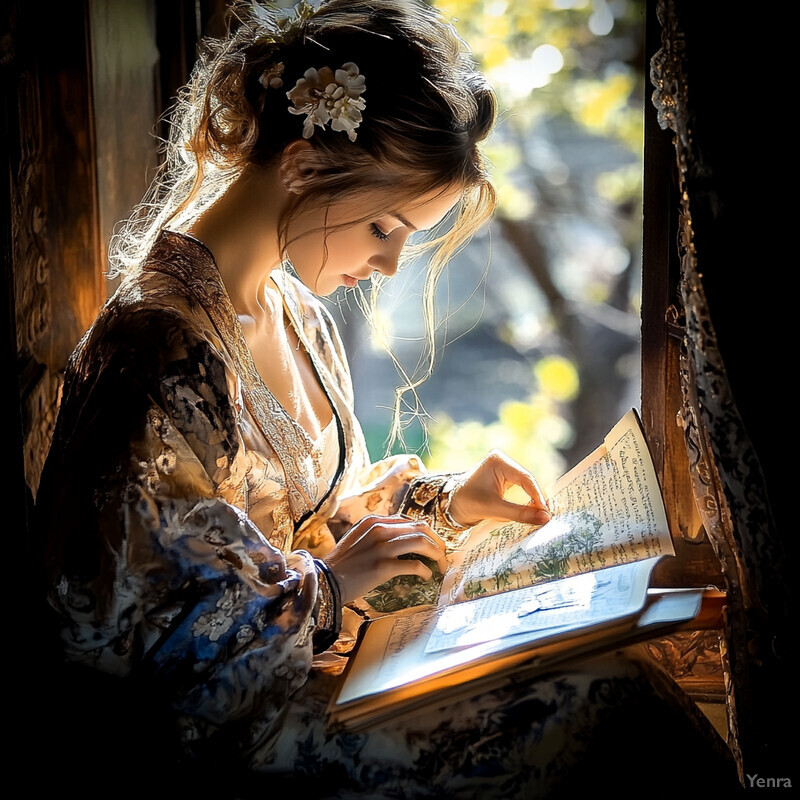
[400,472,470,535]
[437,473,469,531]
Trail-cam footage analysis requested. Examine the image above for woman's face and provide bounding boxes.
[284,186,463,296]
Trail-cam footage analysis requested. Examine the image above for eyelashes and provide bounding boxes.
[370,223,390,241]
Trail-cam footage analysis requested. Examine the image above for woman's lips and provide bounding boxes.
[343,269,376,287]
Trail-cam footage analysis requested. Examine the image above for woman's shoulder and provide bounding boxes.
[67,268,225,392]
[93,272,207,346]
[97,230,227,339]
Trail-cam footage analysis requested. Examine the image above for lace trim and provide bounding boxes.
[315,416,340,488]
[145,230,329,521]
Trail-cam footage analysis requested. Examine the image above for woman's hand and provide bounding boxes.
[324,515,447,605]
[447,450,551,529]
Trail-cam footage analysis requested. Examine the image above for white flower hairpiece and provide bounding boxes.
[286,62,367,142]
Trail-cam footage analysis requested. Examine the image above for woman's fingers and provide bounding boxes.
[341,515,446,558]
[449,450,552,527]
[484,450,548,509]
[479,495,551,526]
[372,554,436,583]
[382,529,447,565]
[325,515,447,602]
[502,459,549,512]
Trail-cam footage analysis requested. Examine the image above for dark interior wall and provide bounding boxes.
[4,0,226,506]
[676,3,789,560]
[90,0,161,283]
[5,0,104,543]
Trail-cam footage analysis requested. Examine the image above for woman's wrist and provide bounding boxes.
[312,558,343,654]
[399,472,471,536]
[437,473,468,530]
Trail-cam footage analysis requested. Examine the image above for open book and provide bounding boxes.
[328,409,724,731]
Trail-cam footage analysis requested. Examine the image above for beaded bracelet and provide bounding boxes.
[312,558,343,654]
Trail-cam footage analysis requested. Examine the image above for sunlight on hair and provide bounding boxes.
[369,308,393,354]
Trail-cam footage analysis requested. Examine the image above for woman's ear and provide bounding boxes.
[279,139,323,195]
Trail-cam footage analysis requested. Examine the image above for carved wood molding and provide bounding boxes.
[8,12,59,499]
[644,630,725,702]
[9,0,103,498]
[649,0,790,782]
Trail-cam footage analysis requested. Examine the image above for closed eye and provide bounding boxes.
[370,223,390,242]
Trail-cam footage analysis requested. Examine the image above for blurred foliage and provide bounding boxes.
[435,0,643,137]
[426,355,579,488]
[439,0,645,241]
[418,0,645,480]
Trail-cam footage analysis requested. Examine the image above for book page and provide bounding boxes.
[440,409,674,605]
[426,557,658,653]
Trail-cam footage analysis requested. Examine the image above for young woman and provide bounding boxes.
[35,1,738,797]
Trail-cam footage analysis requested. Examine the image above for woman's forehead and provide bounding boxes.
[335,184,463,230]
[391,186,463,231]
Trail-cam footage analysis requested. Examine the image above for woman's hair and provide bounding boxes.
[109,0,497,450]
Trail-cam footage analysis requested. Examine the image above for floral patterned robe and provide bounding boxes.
[35,231,737,798]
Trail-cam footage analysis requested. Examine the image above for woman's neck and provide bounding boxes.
[187,165,286,317]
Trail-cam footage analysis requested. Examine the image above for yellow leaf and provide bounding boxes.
[535,355,579,401]
[499,400,535,435]
[496,183,535,220]
[482,39,512,70]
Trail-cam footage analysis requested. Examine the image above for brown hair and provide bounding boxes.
[109,0,497,449]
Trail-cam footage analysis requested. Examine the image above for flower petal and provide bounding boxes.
[286,62,366,141]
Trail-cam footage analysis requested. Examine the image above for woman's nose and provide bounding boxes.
[369,250,400,278]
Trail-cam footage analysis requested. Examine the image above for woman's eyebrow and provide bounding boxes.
[391,213,418,231]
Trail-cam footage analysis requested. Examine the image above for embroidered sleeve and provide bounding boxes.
[38,304,322,750]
